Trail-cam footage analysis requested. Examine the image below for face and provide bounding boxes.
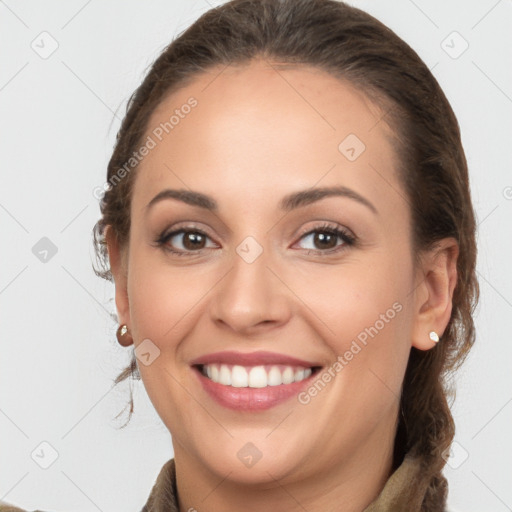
[111,59,431,485]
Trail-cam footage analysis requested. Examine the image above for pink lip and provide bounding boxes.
[190,350,322,368]
[192,366,318,411]
[190,351,323,411]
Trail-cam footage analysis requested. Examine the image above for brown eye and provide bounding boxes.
[311,232,338,250]
[295,225,356,254]
[181,231,207,250]
[158,228,217,255]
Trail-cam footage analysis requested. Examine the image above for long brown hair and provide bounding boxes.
[93,0,479,507]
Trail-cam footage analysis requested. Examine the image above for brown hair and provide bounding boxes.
[93,0,479,507]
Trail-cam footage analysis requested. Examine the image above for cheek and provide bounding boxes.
[125,249,210,426]
[294,255,408,340]
[126,242,213,343]
[295,277,411,447]
[291,252,413,394]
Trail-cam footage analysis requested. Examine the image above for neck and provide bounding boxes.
[173,420,396,512]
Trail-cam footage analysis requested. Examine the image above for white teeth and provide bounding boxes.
[248,366,267,388]
[267,366,282,386]
[294,368,305,381]
[219,364,231,386]
[200,363,314,387]
[231,365,248,387]
[282,366,294,384]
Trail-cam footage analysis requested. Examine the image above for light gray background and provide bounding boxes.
[1,1,511,511]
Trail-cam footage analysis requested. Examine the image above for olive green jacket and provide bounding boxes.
[0,452,447,511]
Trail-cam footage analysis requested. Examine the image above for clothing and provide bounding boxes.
[141,452,444,511]
[0,452,446,511]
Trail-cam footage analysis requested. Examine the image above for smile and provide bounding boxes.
[192,364,322,411]
[199,363,314,387]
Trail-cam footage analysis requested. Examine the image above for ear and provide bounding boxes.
[411,237,459,350]
[105,225,131,327]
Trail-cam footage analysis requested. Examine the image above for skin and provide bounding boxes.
[107,59,458,511]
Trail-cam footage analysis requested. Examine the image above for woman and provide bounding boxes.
[0,0,478,510]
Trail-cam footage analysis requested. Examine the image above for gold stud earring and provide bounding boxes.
[116,324,133,347]
[429,331,440,343]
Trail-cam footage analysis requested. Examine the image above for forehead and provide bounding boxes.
[132,59,405,222]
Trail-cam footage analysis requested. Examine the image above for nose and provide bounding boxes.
[209,244,292,336]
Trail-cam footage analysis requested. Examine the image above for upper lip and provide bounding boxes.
[190,350,323,368]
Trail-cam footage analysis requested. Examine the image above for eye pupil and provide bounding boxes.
[315,232,336,249]
[183,232,205,250]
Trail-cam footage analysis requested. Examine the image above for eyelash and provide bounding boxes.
[155,223,356,258]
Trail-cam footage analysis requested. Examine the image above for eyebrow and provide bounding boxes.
[145,186,378,215]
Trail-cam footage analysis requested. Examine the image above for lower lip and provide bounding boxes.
[192,366,318,411]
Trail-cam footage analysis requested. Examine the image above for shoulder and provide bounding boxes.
[141,458,179,511]
[0,502,27,512]
[0,460,177,512]
[0,502,50,512]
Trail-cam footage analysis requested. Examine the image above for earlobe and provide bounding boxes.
[411,238,459,351]
[105,225,131,328]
